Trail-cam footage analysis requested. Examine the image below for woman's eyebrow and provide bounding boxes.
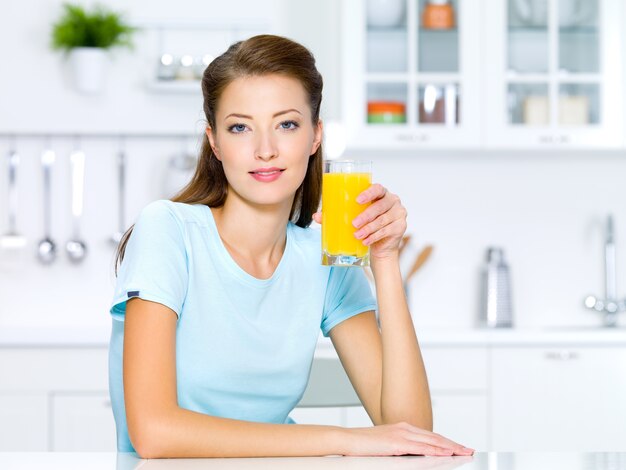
[224,109,302,121]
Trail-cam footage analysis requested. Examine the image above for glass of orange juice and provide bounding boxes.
[322,160,372,266]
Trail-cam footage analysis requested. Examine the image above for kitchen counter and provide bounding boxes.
[1,452,625,470]
[2,325,626,348]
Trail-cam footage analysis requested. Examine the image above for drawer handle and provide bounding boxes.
[545,351,579,361]
[103,399,112,408]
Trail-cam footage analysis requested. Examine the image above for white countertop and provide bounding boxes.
[1,325,626,348]
[1,452,625,470]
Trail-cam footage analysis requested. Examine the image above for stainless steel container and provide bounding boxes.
[481,247,513,328]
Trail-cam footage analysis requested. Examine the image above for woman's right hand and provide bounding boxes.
[341,422,475,457]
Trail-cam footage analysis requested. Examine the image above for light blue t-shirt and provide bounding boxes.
[108,200,377,452]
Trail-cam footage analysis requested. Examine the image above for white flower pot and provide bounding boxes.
[69,47,108,94]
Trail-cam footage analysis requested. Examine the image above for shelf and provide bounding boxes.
[508,26,599,34]
[505,72,602,83]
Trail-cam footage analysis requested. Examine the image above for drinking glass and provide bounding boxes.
[321,160,372,266]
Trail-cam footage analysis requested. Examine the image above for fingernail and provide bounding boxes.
[352,218,361,228]
[354,230,364,239]
[356,195,365,203]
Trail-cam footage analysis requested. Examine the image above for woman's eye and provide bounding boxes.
[280,120,299,130]
[229,123,247,133]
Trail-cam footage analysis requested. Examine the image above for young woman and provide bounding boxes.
[109,34,474,459]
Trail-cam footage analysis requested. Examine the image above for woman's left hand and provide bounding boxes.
[313,183,407,261]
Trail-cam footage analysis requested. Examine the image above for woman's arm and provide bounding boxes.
[124,298,345,458]
[350,184,432,429]
[371,253,433,430]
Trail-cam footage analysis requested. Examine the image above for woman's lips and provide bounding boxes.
[249,169,285,182]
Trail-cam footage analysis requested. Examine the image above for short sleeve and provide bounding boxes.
[110,200,189,321]
[320,266,378,337]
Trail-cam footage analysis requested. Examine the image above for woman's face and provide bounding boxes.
[207,74,322,209]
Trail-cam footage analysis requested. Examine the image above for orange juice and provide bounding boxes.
[322,171,371,265]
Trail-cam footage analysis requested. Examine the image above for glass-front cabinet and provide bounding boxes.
[341,0,481,149]
[484,0,623,148]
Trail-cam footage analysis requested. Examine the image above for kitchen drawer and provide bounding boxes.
[491,346,626,451]
[432,394,488,451]
[421,347,488,392]
[0,392,47,451]
[0,348,109,391]
[51,392,117,451]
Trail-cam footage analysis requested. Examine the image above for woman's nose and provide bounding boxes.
[255,131,278,161]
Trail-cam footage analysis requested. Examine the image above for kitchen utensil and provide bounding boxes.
[37,149,57,264]
[66,150,87,263]
[399,234,411,256]
[405,244,434,283]
[559,95,589,125]
[523,95,549,125]
[513,0,594,27]
[367,0,406,28]
[163,149,197,198]
[1,149,26,249]
[422,0,455,30]
[367,101,406,124]
[480,247,513,328]
[110,147,126,245]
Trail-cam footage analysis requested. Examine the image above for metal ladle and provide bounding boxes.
[66,149,87,263]
[37,149,57,264]
[0,149,27,249]
[110,147,126,245]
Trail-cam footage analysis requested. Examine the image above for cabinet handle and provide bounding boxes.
[544,351,579,361]
[558,135,570,144]
[539,135,554,144]
[396,133,429,143]
[103,399,112,407]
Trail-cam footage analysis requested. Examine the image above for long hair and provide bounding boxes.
[115,35,324,273]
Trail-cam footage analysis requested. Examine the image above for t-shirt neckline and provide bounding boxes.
[204,205,292,288]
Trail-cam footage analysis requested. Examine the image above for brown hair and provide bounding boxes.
[115,35,324,273]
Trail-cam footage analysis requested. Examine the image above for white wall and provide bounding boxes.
[0,0,625,331]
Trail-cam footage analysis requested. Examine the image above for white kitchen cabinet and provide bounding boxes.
[51,392,117,452]
[341,0,482,150]
[490,346,626,451]
[0,348,111,452]
[431,394,488,451]
[483,0,623,148]
[0,393,47,451]
[341,0,624,151]
[421,346,490,450]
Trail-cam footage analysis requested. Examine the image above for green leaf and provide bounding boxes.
[50,3,136,52]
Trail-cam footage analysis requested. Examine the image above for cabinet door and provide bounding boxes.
[432,394,488,451]
[0,393,47,451]
[484,0,623,148]
[289,407,345,427]
[51,392,117,451]
[491,347,626,451]
[341,0,482,150]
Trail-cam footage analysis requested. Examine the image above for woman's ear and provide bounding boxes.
[311,119,323,155]
[206,127,221,160]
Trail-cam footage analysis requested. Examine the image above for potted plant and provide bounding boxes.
[51,3,135,94]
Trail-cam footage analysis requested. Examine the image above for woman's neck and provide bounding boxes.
[210,195,293,276]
